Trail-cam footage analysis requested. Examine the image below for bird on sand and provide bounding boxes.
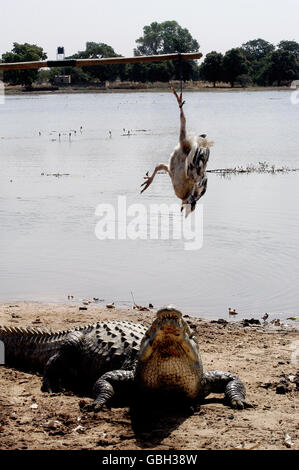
[140,86,213,216]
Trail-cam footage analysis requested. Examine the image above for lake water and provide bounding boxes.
[0,90,299,319]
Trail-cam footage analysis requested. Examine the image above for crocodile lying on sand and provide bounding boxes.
[0,306,249,411]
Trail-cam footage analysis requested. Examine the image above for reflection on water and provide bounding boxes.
[0,91,299,318]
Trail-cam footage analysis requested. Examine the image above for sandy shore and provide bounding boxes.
[0,301,298,450]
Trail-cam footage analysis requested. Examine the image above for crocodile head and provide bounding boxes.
[135,305,203,401]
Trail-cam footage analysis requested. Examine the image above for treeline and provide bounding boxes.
[200,39,299,87]
[1,21,299,88]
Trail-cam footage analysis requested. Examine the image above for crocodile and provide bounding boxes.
[0,306,249,411]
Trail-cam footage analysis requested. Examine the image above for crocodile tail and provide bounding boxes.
[0,325,69,372]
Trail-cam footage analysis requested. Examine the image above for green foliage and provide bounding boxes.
[2,42,47,86]
[134,20,199,55]
[277,40,299,60]
[222,48,248,87]
[36,69,51,84]
[240,39,274,85]
[199,51,223,86]
[147,61,175,82]
[123,61,174,83]
[265,49,298,85]
[70,42,121,82]
[2,33,298,88]
[241,39,275,61]
[236,74,252,88]
[127,63,148,82]
[203,38,298,87]
[134,21,199,81]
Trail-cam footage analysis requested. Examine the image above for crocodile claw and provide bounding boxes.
[230,399,245,409]
[230,399,253,410]
[80,399,104,413]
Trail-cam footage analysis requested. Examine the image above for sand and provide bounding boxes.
[0,301,298,450]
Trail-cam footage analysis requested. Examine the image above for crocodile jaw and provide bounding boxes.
[136,306,203,399]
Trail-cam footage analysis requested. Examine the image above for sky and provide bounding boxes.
[1,0,299,60]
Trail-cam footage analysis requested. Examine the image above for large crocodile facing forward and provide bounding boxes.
[0,306,249,410]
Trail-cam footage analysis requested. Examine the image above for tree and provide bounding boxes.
[126,63,148,82]
[199,51,223,87]
[222,48,248,87]
[135,20,199,55]
[36,69,51,84]
[70,42,121,82]
[134,21,200,81]
[146,61,174,82]
[2,43,47,87]
[240,39,275,85]
[265,49,298,86]
[241,39,275,61]
[277,40,299,60]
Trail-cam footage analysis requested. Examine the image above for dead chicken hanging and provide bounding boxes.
[141,87,213,216]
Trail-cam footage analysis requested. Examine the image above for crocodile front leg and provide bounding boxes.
[202,370,250,409]
[86,370,135,411]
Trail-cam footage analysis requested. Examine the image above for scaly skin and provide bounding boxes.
[0,306,249,411]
